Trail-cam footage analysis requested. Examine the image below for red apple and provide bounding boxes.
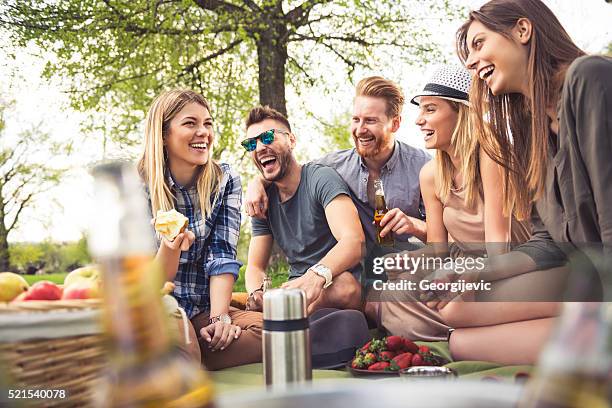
[62,281,100,300]
[26,281,63,301]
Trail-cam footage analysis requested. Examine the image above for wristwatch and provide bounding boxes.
[310,263,333,289]
[208,313,232,325]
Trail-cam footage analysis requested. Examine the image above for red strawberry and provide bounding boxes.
[360,341,371,353]
[391,352,412,369]
[418,345,430,354]
[402,338,419,354]
[367,361,390,371]
[385,336,404,351]
[411,353,424,366]
[420,351,447,366]
[363,352,377,366]
[351,356,365,369]
[378,351,396,361]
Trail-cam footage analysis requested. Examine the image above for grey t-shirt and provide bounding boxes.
[251,163,362,278]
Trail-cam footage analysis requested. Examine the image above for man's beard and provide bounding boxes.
[257,149,292,182]
[354,132,384,158]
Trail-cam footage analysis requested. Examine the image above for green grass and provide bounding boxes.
[23,273,68,285]
[21,261,290,292]
[234,260,289,292]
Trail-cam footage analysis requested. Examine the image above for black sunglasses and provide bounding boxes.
[241,129,289,152]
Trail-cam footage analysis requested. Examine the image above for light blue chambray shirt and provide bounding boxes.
[316,140,431,245]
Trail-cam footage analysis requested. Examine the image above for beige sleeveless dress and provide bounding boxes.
[380,185,530,341]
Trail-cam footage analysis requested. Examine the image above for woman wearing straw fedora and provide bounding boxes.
[379,65,560,365]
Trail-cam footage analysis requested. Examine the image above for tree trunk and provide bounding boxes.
[256,24,288,117]
[0,203,9,271]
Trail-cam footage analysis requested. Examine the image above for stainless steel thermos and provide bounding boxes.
[263,288,312,388]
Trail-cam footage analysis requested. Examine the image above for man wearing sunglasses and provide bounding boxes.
[242,106,365,314]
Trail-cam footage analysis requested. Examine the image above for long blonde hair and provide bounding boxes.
[137,89,222,219]
[435,101,480,209]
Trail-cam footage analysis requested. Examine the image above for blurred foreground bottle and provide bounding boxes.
[88,161,214,408]
[519,302,611,408]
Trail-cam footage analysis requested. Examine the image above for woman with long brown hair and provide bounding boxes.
[442,0,611,363]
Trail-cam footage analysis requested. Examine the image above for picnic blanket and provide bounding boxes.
[210,341,533,394]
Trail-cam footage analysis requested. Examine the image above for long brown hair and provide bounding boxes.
[456,0,585,219]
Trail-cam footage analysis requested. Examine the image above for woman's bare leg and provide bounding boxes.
[449,317,556,365]
[439,301,560,328]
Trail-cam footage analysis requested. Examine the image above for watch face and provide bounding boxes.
[313,264,331,274]
[220,313,232,324]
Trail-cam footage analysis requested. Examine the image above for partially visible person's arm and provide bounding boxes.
[283,194,364,307]
[480,148,512,256]
[419,160,447,244]
[245,212,275,312]
[155,231,196,281]
[317,194,365,276]
[245,234,273,294]
[568,56,612,249]
[245,176,271,219]
[202,168,243,350]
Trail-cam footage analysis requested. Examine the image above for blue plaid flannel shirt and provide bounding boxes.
[150,163,242,319]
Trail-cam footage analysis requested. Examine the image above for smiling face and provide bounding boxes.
[464,20,531,96]
[246,118,295,182]
[164,102,213,180]
[350,96,398,159]
[415,96,458,151]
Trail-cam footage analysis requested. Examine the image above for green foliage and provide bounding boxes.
[0,0,460,152]
[236,222,251,264]
[9,237,92,274]
[8,243,45,271]
[309,111,353,151]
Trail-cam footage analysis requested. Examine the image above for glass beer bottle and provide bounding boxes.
[88,162,215,408]
[374,179,394,247]
[519,302,611,408]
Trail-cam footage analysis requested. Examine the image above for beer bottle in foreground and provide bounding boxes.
[519,302,610,408]
[374,179,394,247]
[88,161,215,408]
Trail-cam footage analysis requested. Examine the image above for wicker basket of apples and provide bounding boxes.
[0,267,105,407]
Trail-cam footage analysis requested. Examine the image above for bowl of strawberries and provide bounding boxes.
[348,336,449,376]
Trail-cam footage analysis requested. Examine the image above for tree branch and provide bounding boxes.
[287,55,315,85]
[192,0,246,14]
[242,0,261,12]
[180,38,243,78]
[286,0,334,27]
[7,192,33,233]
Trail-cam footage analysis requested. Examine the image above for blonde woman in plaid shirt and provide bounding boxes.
[138,89,263,370]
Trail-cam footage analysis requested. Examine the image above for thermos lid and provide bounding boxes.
[263,288,307,321]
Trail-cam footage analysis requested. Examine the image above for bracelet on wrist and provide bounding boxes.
[249,283,265,297]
